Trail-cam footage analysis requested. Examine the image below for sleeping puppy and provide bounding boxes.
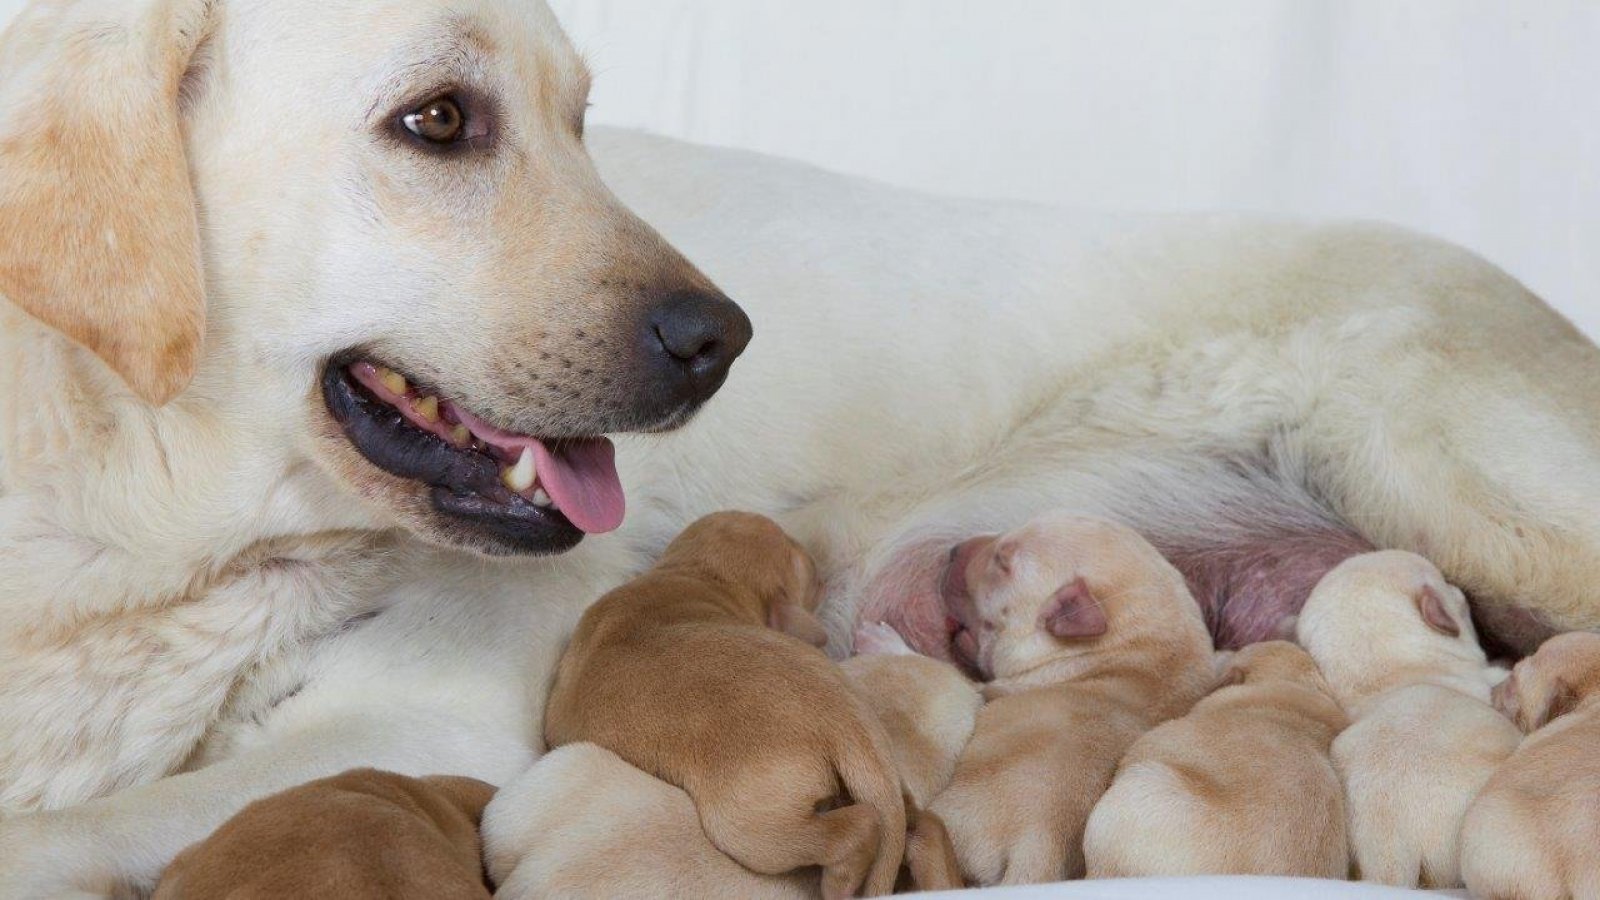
[483,744,815,900]
[844,623,978,892]
[1083,641,1349,879]
[153,768,494,900]
[1461,631,1600,900]
[844,621,982,808]
[927,512,1215,886]
[543,511,906,898]
[1297,550,1517,889]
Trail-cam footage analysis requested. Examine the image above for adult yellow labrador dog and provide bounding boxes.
[1,0,1598,894]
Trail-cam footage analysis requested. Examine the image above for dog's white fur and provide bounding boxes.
[1297,551,1519,888]
[6,0,1600,894]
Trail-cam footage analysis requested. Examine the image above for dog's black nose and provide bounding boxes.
[644,291,753,400]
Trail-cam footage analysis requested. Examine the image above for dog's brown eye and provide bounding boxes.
[402,97,463,143]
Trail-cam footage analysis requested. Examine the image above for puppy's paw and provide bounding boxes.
[853,622,914,656]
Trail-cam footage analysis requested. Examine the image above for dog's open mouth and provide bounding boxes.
[322,359,625,551]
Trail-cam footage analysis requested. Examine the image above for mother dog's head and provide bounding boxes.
[0,0,750,556]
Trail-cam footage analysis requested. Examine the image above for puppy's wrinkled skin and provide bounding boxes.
[927,513,1214,886]
[1461,632,1600,900]
[483,744,815,900]
[152,768,494,900]
[1298,551,1518,889]
[543,512,905,898]
[1084,641,1349,879]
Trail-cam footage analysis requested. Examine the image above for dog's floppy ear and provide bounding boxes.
[0,0,214,405]
[1415,584,1461,638]
[770,602,830,648]
[1038,577,1107,640]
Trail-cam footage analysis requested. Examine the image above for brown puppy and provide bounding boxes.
[1084,641,1350,879]
[1461,632,1600,900]
[543,511,905,898]
[153,768,494,900]
[927,512,1215,886]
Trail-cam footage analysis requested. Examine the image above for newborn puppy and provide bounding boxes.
[1083,641,1349,879]
[543,511,905,898]
[153,768,494,900]
[844,623,979,892]
[484,744,815,900]
[1297,550,1518,889]
[844,622,982,808]
[1461,631,1600,900]
[927,512,1215,886]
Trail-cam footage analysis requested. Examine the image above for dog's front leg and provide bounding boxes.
[0,708,534,899]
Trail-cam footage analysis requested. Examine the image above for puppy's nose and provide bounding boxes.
[644,290,753,402]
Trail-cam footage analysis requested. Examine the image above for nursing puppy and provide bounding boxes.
[1460,632,1600,900]
[844,622,982,808]
[927,512,1215,885]
[1083,641,1349,878]
[153,768,494,900]
[543,511,905,898]
[844,623,978,892]
[1297,551,1517,889]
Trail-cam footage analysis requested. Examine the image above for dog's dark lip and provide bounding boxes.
[320,358,584,555]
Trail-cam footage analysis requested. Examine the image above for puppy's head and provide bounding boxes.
[659,511,825,642]
[1295,551,1482,698]
[938,512,1200,680]
[1492,631,1600,734]
[0,0,750,556]
[1214,640,1331,694]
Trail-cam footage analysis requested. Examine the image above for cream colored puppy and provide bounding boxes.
[1461,632,1600,900]
[1083,641,1349,879]
[844,622,982,808]
[1297,550,1518,889]
[483,744,815,900]
[927,512,1215,886]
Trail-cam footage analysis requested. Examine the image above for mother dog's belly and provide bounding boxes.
[856,517,1372,656]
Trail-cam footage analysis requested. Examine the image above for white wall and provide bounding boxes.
[550,0,1600,337]
[1,0,1592,333]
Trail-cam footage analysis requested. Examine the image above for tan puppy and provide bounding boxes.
[843,622,983,808]
[543,511,905,898]
[153,768,494,900]
[1297,550,1518,889]
[927,512,1215,886]
[1083,641,1349,878]
[844,623,979,893]
[1461,631,1600,900]
[484,744,815,900]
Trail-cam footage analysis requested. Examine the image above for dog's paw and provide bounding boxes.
[852,621,914,656]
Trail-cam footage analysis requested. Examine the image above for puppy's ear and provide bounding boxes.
[1038,577,1108,640]
[770,602,829,648]
[1415,584,1461,637]
[0,0,214,405]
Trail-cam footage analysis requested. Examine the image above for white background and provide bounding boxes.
[549,0,1600,338]
[1,0,1593,335]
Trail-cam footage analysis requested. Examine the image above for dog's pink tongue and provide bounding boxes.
[532,438,625,534]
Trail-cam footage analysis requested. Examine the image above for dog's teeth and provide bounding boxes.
[502,447,536,493]
[532,488,552,508]
[450,424,471,447]
[377,367,407,396]
[413,395,440,422]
